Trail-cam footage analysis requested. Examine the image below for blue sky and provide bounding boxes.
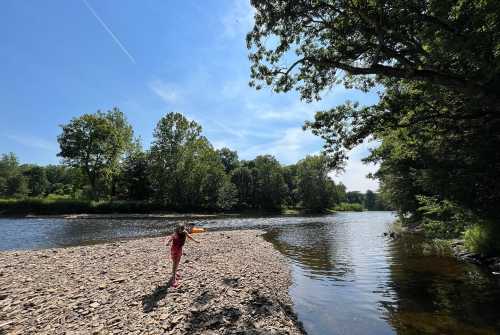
[0,0,380,191]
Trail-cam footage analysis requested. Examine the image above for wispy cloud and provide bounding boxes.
[331,140,380,192]
[82,0,136,64]
[4,134,58,152]
[149,80,181,105]
[239,127,321,164]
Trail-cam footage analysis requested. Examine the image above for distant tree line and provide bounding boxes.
[0,110,389,213]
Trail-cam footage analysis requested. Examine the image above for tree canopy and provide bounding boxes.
[2,108,389,214]
[248,0,500,250]
[57,108,133,199]
[247,0,500,107]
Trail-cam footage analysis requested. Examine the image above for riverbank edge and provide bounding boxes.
[0,230,306,334]
[394,222,500,275]
[448,239,500,274]
[0,198,376,218]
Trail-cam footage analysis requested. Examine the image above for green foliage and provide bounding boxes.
[217,148,239,173]
[150,112,201,206]
[418,196,474,239]
[346,191,364,205]
[464,223,500,256]
[5,174,29,197]
[295,155,336,212]
[0,198,163,216]
[57,108,133,200]
[364,190,376,211]
[251,155,288,210]
[149,112,226,210]
[0,153,20,196]
[335,183,347,203]
[24,165,49,197]
[230,156,290,211]
[333,203,364,212]
[216,178,239,210]
[117,144,151,201]
[247,1,500,250]
[230,166,254,208]
[0,111,388,214]
[282,164,299,207]
[248,0,500,107]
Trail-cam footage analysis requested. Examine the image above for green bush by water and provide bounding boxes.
[464,223,500,256]
[333,202,364,212]
[0,198,166,215]
[418,196,472,239]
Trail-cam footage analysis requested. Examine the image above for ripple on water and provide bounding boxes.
[1,212,500,334]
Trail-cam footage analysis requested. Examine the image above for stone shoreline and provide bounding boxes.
[0,231,305,335]
[450,240,500,275]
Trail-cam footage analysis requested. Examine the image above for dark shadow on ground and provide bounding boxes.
[181,286,306,335]
[142,282,170,313]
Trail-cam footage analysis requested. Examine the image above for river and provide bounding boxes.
[1,212,499,334]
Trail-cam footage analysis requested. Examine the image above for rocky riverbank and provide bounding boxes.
[450,240,500,275]
[0,231,304,334]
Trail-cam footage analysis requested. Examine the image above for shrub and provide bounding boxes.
[464,223,500,256]
[0,198,166,215]
[333,202,364,211]
[417,196,473,239]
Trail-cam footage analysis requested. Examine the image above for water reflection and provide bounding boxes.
[1,212,499,334]
[264,212,397,334]
[0,218,181,250]
[264,212,500,335]
[0,214,337,251]
[266,222,353,280]
[384,234,500,335]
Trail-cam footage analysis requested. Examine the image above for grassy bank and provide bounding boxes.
[332,202,364,212]
[0,198,376,217]
[0,198,176,216]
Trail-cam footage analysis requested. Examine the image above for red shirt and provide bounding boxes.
[171,232,186,251]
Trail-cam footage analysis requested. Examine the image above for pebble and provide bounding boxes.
[0,230,304,334]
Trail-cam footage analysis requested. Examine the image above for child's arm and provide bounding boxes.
[187,233,200,243]
[165,234,173,246]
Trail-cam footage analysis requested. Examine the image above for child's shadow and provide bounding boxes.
[142,282,170,313]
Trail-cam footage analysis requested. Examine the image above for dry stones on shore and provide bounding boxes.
[0,231,304,334]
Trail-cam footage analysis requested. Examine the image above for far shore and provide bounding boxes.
[0,230,305,334]
[0,209,349,219]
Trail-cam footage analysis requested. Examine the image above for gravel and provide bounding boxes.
[0,230,305,334]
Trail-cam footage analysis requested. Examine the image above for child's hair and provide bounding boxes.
[175,223,186,234]
[174,223,187,246]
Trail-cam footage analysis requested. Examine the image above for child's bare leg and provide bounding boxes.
[169,259,179,284]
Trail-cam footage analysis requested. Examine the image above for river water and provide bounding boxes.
[1,212,499,334]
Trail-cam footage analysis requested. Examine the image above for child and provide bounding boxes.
[165,223,199,287]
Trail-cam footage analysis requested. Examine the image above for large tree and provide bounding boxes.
[24,165,49,197]
[364,190,376,210]
[247,0,500,108]
[0,153,29,198]
[217,148,240,173]
[149,112,202,206]
[250,155,287,210]
[296,155,336,211]
[150,112,227,209]
[57,108,133,199]
[0,153,19,196]
[118,142,151,201]
[231,166,255,208]
[247,0,500,225]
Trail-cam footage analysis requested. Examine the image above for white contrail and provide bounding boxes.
[81,0,136,64]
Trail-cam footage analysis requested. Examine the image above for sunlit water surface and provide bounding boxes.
[1,212,499,334]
